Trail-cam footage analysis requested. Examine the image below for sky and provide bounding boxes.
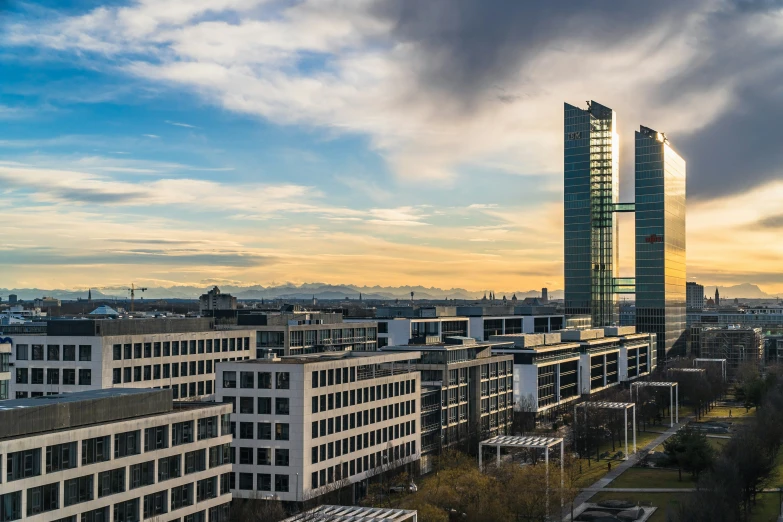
[1,0,783,294]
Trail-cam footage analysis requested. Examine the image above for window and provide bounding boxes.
[257,447,271,466]
[143,491,168,519]
[185,449,207,474]
[15,344,27,360]
[223,371,236,388]
[114,430,140,458]
[239,447,253,465]
[46,442,77,473]
[79,345,92,361]
[64,475,93,506]
[31,368,43,384]
[275,448,289,466]
[276,397,290,415]
[209,444,230,468]
[7,448,41,481]
[312,371,319,388]
[112,369,121,384]
[171,483,194,510]
[129,461,155,489]
[275,423,289,441]
[239,473,253,490]
[144,426,168,451]
[239,422,254,439]
[134,344,142,358]
[172,421,194,446]
[258,397,272,415]
[197,416,218,440]
[276,372,290,389]
[158,455,181,482]
[257,422,272,440]
[240,371,254,388]
[258,372,272,389]
[47,344,60,361]
[82,436,110,465]
[26,482,59,516]
[144,365,151,380]
[32,344,44,360]
[239,397,254,414]
[79,369,92,386]
[97,467,125,497]
[197,477,217,502]
[257,473,271,491]
[144,343,152,358]
[113,498,138,522]
[82,507,109,522]
[275,474,289,492]
[15,368,27,384]
[63,369,75,385]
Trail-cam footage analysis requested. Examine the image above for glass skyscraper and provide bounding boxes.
[634,126,686,359]
[564,101,619,327]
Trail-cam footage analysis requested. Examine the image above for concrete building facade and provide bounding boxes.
[215,351,421,503]
[199,287,237,313]
[0,388,233,522]
[686,282,705,311]
[8,318,255,400]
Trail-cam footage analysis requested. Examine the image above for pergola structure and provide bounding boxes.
[282,506,418,522]
[668,367,706,375]
[479,435,565,516]
[630,381,679,426]
[575,401,637,459]
[694,358,728,381]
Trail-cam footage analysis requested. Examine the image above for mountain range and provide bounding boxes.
[0,283,562,302]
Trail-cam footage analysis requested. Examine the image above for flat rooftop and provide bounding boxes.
[0,388,226,441]
[224,351,420,365]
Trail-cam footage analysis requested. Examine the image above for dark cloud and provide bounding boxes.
[757,213,783,229]
[374,0,783,199]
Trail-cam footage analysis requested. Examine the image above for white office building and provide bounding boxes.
[8,318,256,400]
[0,388,233,522]
[215,351,421,503]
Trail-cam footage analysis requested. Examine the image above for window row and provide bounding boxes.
[312,400,416,439]
[223,396,288,415]
[112,338,251,361]
[311,420,416,465]
[311,379,416,414]
[222,371,288,390]
[15,344,91,362]
[310,441,416,490]
[15,368,91,385]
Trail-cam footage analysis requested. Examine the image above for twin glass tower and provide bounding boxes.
[564,101,686,360]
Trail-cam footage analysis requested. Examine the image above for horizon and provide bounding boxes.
[1,2,782,293]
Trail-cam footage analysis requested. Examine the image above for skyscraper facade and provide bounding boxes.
[564,101,619,327]
[634,126,686,359]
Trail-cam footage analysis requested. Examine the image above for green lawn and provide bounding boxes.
[590,491,689,522]
[609,467,696,489]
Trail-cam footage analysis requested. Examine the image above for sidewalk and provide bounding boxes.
[563,420,687,521]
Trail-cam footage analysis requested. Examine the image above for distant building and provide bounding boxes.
[699,326,763,375]
[382,337,514,468]
[635,125,687,360]
[199,286,237,313]
[7,294,17,304]
[0,388,232,522]
[238,311,378,357]
[33,296,61,309]
[9,317,256,400]
[216,351,421,502]
[687,282,705,311]
[0,342,9,399]
[715,288,721,307]
[541,288,549,303]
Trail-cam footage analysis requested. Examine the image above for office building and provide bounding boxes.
[0,341,9,399]
[239,311,378,357]
[0,388,233,522]
[381,337,514,466]
[9,318,255,400]
[699,326,764,375]
[199,287,237,313]
[635,125,687,360]
[686,282,705,311]
[564,101,619,327]
[215,351,420,503]
[491,327,655,417]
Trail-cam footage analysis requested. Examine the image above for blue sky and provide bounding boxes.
[1,0,783,293]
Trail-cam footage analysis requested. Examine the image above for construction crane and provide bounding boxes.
[127,283,148,313]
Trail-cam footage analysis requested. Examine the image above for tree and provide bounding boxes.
[230,494,286,522]
[663,426,714,480]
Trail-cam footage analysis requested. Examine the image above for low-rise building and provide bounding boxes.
[0,388,233,522]
[8,318,255,400]
[699,326,764,375]
[215,351,421,503]
[238,311,378,357]
[490,327,656,418]
[381,337,514,467]
[199,287,237,313]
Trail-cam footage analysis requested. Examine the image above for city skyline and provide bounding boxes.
[1,1,783,293]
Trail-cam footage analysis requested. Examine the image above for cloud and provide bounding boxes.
[143,134,160,138]
[758,214,783,229]
[164,120,198,128]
